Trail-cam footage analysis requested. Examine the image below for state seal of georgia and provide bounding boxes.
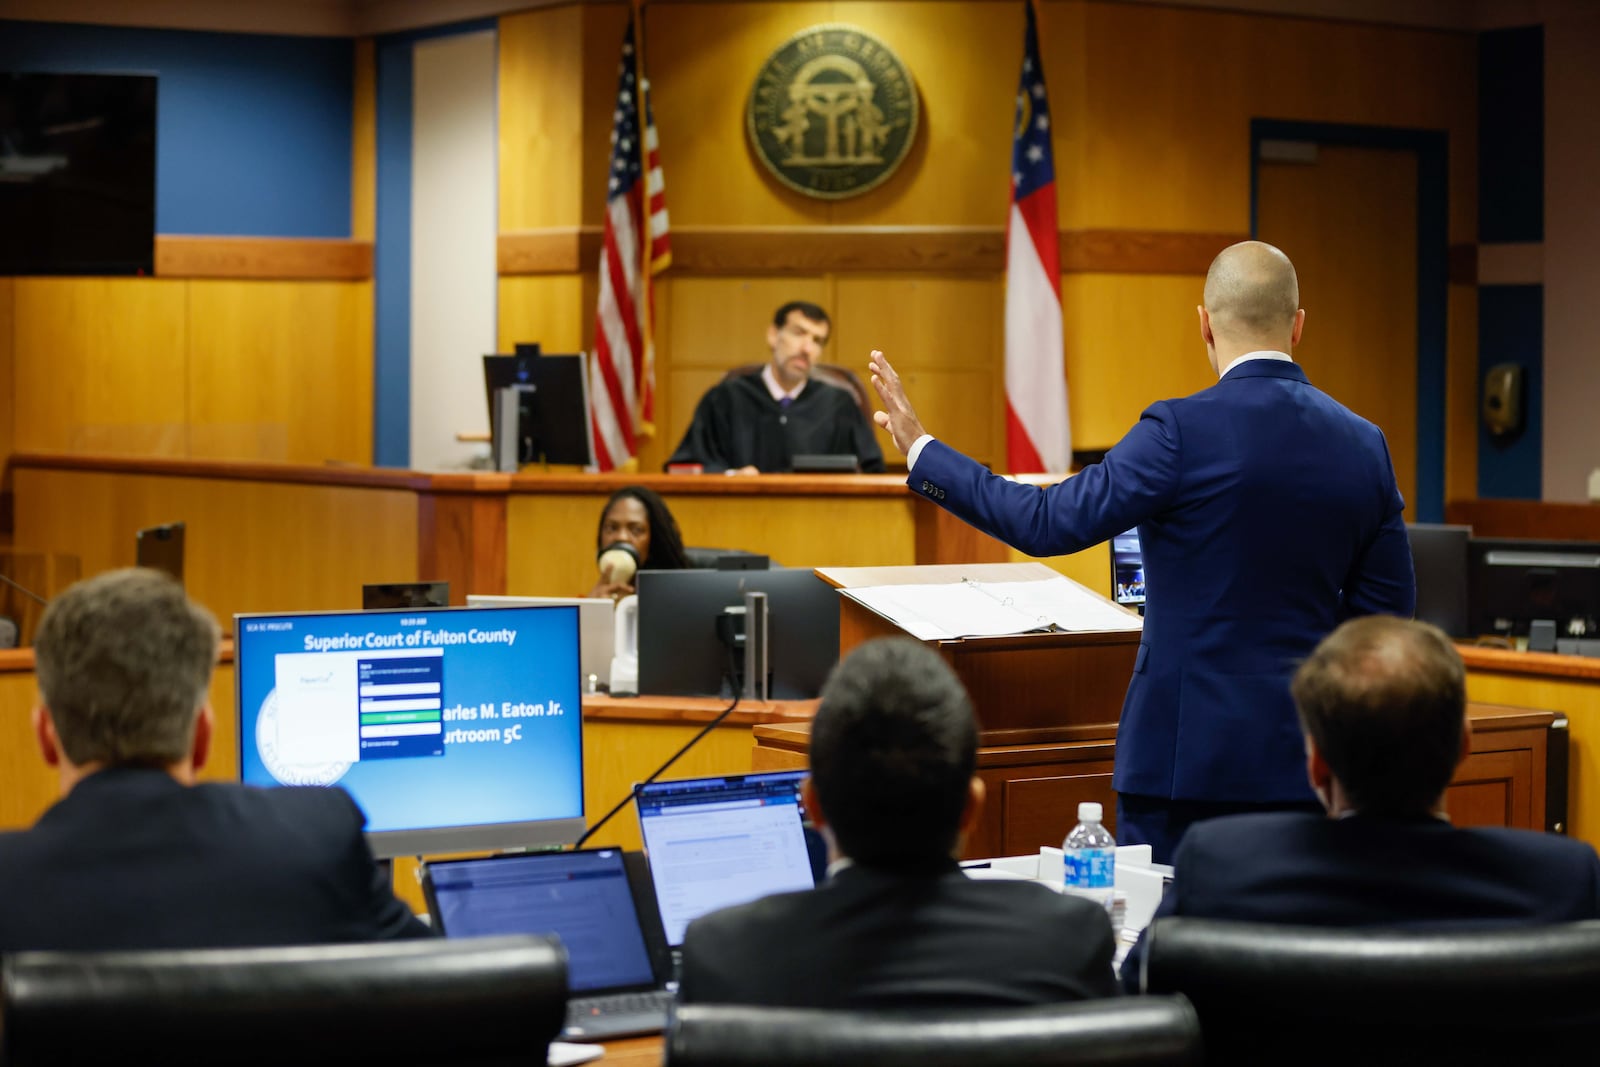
[746,24,919,200]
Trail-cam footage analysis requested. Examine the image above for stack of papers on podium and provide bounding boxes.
[841,576,1143,641]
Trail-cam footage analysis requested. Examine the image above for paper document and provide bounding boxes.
[842,577,1142,641]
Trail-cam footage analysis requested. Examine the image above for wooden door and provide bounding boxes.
[1258,145,1419,514]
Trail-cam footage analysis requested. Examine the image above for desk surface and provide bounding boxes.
[593,1037,661,1064]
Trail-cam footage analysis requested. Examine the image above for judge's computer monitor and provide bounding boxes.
[235,604,585,858]
[482,352,592,469]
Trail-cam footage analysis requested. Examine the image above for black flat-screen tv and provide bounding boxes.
[1,72,157,276]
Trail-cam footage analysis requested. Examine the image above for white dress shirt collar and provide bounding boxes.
[1219,349,1293,378]
[762,364,807,403]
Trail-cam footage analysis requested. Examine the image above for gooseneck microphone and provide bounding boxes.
[573,644,745,849]
[0,570,49,606]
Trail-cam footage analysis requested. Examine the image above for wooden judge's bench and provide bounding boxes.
[749,564,1566,855]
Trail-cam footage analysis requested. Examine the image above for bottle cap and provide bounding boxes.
[1077,801,1102,823]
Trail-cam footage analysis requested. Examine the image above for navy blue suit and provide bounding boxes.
[1121,811,1600,988]
[0,768,432,952]
[913,360,1415,813]
[679,860,1119,1008]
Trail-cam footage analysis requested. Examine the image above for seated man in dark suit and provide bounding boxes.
[0,568,431,951]
[1122,615,1600,986]
[679,637,1119,1007]
[667,301,885,474]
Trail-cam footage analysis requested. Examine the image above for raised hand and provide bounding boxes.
[868,349,928,456]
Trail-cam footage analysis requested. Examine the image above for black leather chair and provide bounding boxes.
[1140,917,1600,1065]
[0,934,567,1067]
[665,997,1203,1067]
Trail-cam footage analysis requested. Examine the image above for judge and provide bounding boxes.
[667,301,885,474]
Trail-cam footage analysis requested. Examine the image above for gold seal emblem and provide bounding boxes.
[747,25,919,200]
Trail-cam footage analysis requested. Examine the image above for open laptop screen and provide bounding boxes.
[635,771,815,946]
[425,849,655,993]
[1111,528,1146,609]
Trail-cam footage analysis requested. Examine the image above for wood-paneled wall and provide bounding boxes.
[5,278,373,470]
[496,0,1479,505]
[13,466,417,627]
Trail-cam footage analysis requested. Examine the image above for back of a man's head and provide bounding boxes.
[34,568,220,768]
[1202,240,1299,341]
[808,638,977,869]
[1291,615,1466,816]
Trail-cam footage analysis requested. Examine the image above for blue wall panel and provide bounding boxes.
[0,19,352,236]
[1477,285,1543,499]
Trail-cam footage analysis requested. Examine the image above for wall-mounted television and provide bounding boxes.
[1,72,157,276]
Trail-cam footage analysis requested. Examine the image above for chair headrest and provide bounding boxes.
[1,935,568,1067]
[666,996,1202,1067]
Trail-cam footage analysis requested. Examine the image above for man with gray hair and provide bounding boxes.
[869,241,1416,862]
[0,568,429,951]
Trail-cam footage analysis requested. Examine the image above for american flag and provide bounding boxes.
[1004,0,1070,474]
[589,14,671,471]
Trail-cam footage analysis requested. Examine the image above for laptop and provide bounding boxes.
[1110,527,1145,614]
[634,771,819,951]
[467,595,614,690]
[422,848,673,1041]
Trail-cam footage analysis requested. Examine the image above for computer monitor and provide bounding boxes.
[482,352,592,468]
[235,604,585,858]
[1110,528,1145,612]
[636,569,840,699]
[1407,523,1470,637]
[136,522,185,585]
[634,770,817,947]
[1469,537,1600,639]
[362,581,449,610]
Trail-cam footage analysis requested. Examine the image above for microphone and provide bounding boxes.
[0,570,48,607]
[596,541,640,587]
[573,644,745,850]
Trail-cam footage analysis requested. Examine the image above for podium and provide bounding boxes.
[752,562,1141,858]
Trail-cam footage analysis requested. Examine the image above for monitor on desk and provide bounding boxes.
[235,604,585,858]
[1469,537,1600,641]
[1407,523,1470,637]
[1110,528,1146,613]
[636,569,839,699]
[482,352,592,469]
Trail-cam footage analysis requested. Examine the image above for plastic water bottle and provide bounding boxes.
[1063,801,1116,912]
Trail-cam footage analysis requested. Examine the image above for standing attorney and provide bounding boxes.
[868,242,1415,862]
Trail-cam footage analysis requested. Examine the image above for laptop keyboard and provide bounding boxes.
[563,990,674,1038]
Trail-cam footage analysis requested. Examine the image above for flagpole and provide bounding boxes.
[631,0,659,440]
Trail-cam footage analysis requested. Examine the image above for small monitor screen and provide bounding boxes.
[1469,537,1600,639]
[1111,528,1146,608]
[235,605,584,858]
[635,771,815,946]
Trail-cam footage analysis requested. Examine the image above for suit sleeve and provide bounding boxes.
[667,389,733,473]
[912,403,1183,557]
[336,791,435,940]
[1339,430,1417,620]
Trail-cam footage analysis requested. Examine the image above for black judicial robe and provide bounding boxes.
[667,372,886,473]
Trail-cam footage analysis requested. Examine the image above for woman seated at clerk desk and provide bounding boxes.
[589,486,690,601]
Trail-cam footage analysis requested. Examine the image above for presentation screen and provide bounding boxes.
[235,605,584,858]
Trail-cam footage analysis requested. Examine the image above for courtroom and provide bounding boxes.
[2,0,1599,1063]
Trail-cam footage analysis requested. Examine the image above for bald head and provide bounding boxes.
[1202,241,1301,345]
